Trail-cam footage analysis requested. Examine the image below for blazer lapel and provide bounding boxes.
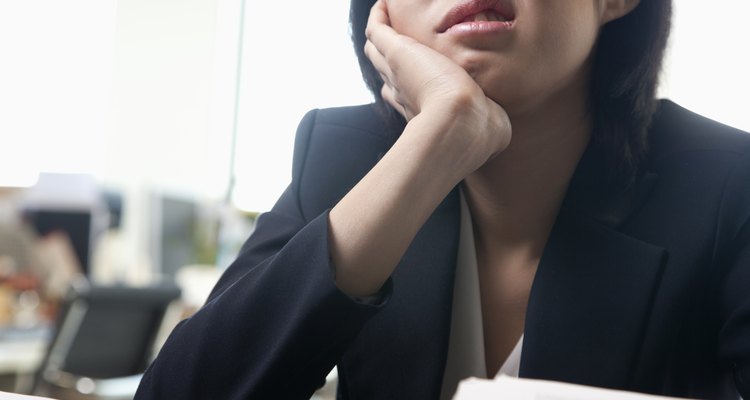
[520,149,667,390]
[520,209,668,389]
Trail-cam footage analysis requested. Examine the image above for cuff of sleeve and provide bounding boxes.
[325,211,393,308]
[328,257,393,307]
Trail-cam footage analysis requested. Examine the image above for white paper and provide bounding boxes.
[0,392,54,400]
[453,375,691,400]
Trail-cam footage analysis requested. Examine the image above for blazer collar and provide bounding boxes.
[563,144,658,229]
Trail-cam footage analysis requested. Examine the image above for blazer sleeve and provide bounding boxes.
[135,109,393,399]
[718,147,750,399]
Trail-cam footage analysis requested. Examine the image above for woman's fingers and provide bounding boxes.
[365,0,413,78]
[366,38,410,118]
[365,0,391,42]
[366,38,413,119]
[364,1,415,119]
[366,1,426,67]
[381,84,408,119]
[365,1,402,83]
[364,40,391,86]
[366,0,432,119]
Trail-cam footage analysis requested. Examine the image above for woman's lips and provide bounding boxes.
[437,0,516,34]
[460,10,510,23]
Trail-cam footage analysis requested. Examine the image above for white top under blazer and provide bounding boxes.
[440,191,524,400]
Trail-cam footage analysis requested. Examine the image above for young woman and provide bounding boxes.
[136,0,750,398]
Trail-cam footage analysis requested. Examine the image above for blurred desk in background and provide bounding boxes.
[0,326,49,392]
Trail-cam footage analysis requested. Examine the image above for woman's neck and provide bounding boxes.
[463,97,592,257]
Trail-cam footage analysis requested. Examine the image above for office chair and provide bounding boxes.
[30,282,181,399]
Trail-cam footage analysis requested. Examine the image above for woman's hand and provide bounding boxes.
[328,1,513,297]
[364,0,511,172]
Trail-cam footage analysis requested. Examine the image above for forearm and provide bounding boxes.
[329,114,475,297]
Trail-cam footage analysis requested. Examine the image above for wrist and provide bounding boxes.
[401,111,495,180]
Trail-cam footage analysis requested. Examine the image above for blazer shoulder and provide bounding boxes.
[648,100,750,240]
[649,99,750,159]
[291,104,397,220]
[314,104,397,138]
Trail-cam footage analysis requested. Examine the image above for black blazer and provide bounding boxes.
[136,100,750,400]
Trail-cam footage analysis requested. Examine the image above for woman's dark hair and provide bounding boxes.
[349,0,672,187]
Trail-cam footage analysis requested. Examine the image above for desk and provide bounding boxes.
[0,339,46,375]
[0,326,49,393]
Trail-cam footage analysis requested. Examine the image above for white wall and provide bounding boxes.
[231,0,373,213]
[0,0,117,185]
[109,0,230,196]
[659,1,750,131]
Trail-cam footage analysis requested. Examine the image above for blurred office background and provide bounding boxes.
[0,0,748,398]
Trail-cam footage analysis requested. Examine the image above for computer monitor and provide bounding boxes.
[23,208,92,275]
[149,192,201,280]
